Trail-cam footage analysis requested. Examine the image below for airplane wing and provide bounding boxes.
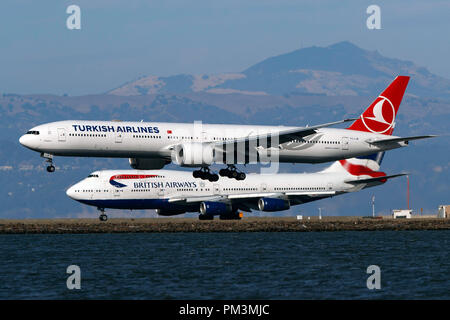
[214,118,356,148]
[167,191,336,209]
[345,173,407,184]
[367,135,436,146]
[168,193,282,204]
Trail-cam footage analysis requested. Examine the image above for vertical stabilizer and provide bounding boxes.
[347,76,410,135]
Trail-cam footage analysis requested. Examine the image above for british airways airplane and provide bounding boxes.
[20,76,433,181]
[66,151,404,221]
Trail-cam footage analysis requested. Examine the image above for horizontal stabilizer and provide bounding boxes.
[368,135,436,146]
[345,173,407,184]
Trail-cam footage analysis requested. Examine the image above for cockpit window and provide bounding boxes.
[26,131,40,135]
[87,174,99,178]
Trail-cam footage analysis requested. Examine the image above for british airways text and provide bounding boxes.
[134,181,198,189]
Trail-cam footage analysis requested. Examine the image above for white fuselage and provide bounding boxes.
[66,168,380,215]
[20,120,405,165]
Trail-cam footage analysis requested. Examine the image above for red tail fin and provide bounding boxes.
[347,76,410,135]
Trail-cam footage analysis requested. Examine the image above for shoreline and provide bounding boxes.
[0,217,449,234]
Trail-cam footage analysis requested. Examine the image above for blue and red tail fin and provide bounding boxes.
[322,151,386,178]
[347,76,410,136]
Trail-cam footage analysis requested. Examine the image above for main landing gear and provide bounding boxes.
[219,165,246,180]
[198,211,242,221]
[193,167,219,182]
[41,153,55,173]
[98,207,108,222]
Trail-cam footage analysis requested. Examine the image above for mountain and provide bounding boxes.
[1,41,449,219]
[108,41,450,99]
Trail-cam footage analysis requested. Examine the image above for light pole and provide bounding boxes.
[372,195,375,218]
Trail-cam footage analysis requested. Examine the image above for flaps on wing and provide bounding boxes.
[169,190,336,205]
[227,192,281,199]
[285,191,336,197]
[168,195,225,203]
[368,135,436,146]
[345,173,407,184]
[215,118,356,148]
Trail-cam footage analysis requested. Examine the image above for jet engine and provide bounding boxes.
[155,208,186,216]
[129,158,169,170]
[199,201,232,216]
[173,143,215,167]
[258,198,290,212]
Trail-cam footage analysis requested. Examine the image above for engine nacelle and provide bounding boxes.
[199,201,232,216]
[155,208,186,216]
[258,198,290,212]
[173,143,215,167]
[129,158,169,170]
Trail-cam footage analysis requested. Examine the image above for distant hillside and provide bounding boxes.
[108,41,450,99]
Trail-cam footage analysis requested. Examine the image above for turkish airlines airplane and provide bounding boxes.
[66,151,404,221]
[20,76,433,181]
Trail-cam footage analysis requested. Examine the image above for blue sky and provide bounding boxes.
[0,0,449,95]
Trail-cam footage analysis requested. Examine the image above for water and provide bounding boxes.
[0,231,449,299]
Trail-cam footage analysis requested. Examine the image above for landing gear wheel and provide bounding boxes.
[208,174,219,182]
[193,167,219,181]
[237,172,246,180]
[98,207,107,222]
[220,165,246,180]
[219,212,242,220]
[199,214,214,220]
[41,153,55,173]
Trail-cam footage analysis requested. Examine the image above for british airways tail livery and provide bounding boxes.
[66,151,404,221]
[20,76,434,181]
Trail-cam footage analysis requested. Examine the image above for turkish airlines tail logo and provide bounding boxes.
[347,76,410,135]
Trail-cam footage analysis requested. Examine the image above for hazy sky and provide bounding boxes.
[1,0,449,95]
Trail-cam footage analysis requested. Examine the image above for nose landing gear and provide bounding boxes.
[219,165,246,180]
[98,207,108,222]
[193,167,219,182]
[41,153,55,173]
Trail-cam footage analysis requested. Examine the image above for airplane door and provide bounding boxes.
[327,183,333,191]
[158,188,165,199]
[57,128,66,142]
[115,131,123,143]
[260,183,268,192]
[111,188,121,197]
[213,184,220,195]
[341,137,349,150]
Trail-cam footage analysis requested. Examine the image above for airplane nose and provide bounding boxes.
[19,135,28,146]
[19,134,35,149]
[66,186,76,199]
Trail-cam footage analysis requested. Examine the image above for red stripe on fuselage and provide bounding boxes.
[110,174,160,181]
[339,160,386,178]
